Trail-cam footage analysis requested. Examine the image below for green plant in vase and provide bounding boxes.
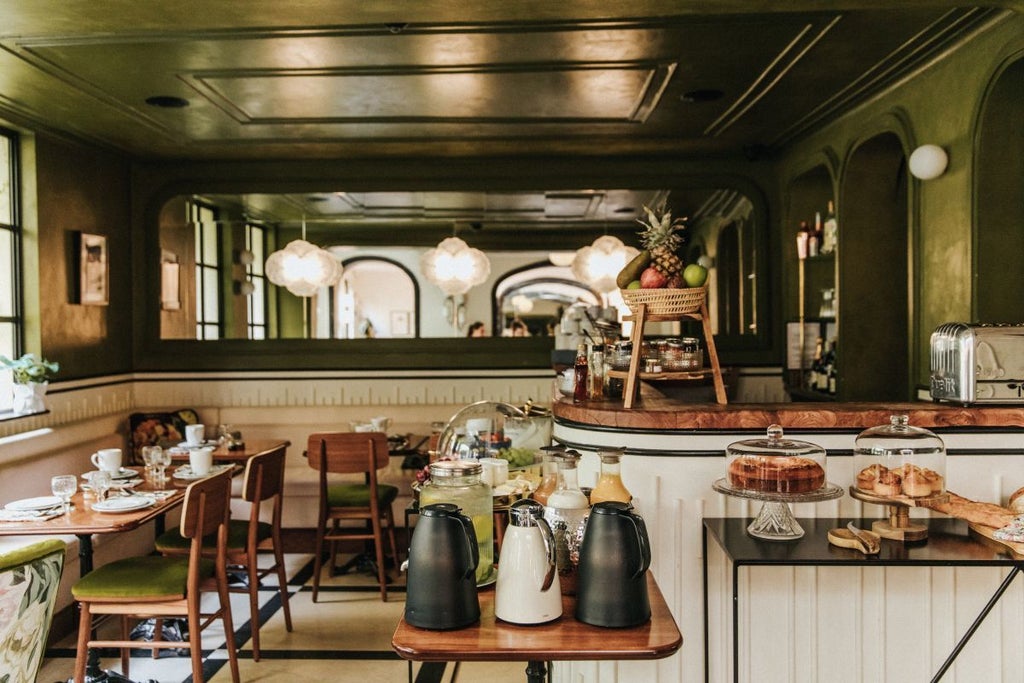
[1,353,59,413]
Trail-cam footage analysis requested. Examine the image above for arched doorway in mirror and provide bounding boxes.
[493,262,600,338]
[318,257,419,339]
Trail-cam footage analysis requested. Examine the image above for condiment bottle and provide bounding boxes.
[418,460,494,585]
[543,450,590,595]
[589,447,632,504]
[572,343,589,403]
[588,344,605,400]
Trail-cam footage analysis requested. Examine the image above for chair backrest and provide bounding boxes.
[307,432,389,475]
[242,446,287,504]
[0,539,66,681]
[179,468,234,541]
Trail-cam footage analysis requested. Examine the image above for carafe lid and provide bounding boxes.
[509,499,545,527]
[597,446,626,463]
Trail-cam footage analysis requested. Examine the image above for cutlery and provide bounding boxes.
[847,522,881,554]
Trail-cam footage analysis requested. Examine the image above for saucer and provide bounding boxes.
[82,468,139,481]
[172,464,232,481]
[177,440,218,448]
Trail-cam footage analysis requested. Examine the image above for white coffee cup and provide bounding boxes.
[189,446,214,476]
[91,448,122,474]
[185,424,206,446]
[371,416,391,432]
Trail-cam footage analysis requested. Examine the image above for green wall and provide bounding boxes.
[774,13,1024,391]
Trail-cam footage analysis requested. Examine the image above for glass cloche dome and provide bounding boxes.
[852,414,946,500]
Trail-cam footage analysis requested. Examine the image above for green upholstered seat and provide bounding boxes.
[155,519,273,552]
[0,539,66,683]
[326,483,398,507]
[71,555,214,600]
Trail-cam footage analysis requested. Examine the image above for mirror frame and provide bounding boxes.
[132,157,776,372]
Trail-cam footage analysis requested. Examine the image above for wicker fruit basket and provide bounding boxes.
[619,285,707,316]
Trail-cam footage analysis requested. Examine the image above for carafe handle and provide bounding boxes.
[535,516,557,591]
[454,512,480,580]
[626,510,652,579]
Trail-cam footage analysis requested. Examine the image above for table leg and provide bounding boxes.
[732,560,739,683]
[702,525,709,683]
[930,566,1022,683]
[525,660,547,683]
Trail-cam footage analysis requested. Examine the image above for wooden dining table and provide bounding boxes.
[0,477,188,683]
[392,573,682,683]
[167,437,291,464]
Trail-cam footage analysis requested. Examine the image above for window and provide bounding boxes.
[245,222,267,340]
[190,201,221,340]
[0,130,21,394]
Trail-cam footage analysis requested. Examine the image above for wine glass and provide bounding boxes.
[50,475,77,515]
[88,470,112,503]
[140,445,162,479]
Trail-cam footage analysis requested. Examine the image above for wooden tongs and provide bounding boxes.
[827,522,881,554]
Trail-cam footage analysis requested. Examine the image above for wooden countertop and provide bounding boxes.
[552,391,1024,431]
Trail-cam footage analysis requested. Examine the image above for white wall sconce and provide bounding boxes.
[233,279,255,296]
[909,144,948,180]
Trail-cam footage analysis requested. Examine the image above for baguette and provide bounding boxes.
[1009,486,1024,514]
[919,491,1017,530]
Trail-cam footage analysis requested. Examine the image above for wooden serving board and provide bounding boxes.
[968,522,1024,560]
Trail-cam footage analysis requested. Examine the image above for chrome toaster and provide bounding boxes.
[930,322,1024,404]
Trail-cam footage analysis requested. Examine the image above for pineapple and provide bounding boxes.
[637,204,686,279]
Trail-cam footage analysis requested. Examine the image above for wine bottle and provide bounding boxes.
[572,343,589,403]
[822,201,838,254]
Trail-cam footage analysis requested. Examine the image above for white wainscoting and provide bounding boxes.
[554,422,1024,683]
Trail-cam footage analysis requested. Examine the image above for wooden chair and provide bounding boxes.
[71,469,240,683]
[155,446,293,661]
[307,431,399,602]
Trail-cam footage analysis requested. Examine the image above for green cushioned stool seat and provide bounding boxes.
[326,483,398,507]
[72,555,214,600]
[155,519,273,552]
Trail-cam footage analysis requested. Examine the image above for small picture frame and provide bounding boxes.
[390,310,412,337]
[78,232,109,306]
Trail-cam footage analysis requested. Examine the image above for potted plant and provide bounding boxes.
[0,353,59,414]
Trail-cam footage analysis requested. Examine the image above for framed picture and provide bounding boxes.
[78,232,109,306]
[390,310,412,337]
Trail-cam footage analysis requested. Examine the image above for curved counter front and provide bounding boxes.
[549,393,1024,683]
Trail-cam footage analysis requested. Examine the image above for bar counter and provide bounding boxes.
[549,389,1024,682]
[552,391,1024,430]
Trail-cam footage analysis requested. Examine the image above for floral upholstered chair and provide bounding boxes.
[0,539,66,682]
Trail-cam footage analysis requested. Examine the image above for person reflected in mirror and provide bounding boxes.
[502,318,530,337]
[467,321,487,337]
[361,319,376,338]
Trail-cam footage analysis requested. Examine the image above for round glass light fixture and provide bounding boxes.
[420,236,491,296]
[909,144,948,180]
[510,294,534,314]
[265,239,343,296]
[571,236,639,293]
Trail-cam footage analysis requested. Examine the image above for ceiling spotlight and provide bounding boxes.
[145,95,190,108]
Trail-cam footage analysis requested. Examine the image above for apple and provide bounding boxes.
[665,274,683,289]
[639,266,668,288]
[626,279,642,289]
[683,263,708,288]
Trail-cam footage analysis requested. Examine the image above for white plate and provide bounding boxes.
[82,478,141,491]
[81,468,139,481]
[91,496,155,513]
[5,495,62,511]
[172,464,232,481]
[177,441,218,448]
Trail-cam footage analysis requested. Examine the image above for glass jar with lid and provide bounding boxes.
[662,337,703,371]
[725,424,827,494]
[419,460,494,584]
[852,415,946,500]
[609,341,633,371]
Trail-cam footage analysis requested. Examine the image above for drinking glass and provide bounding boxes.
[89,470,112,503]
[140,445,162,479]
[50,475,77,515]
[151,448,172,483]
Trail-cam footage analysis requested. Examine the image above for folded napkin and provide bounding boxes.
[0,508,64,522]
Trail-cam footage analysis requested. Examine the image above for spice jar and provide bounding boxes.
[419,460,494,585]
[663,337,703,371]
[610,341,633,371]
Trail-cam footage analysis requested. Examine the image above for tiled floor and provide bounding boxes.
[39,553,525,683]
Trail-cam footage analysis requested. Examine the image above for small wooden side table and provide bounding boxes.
[392,572,682,683]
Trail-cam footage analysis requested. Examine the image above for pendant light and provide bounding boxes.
[265,216,343,296]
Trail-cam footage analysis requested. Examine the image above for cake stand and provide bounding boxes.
[713,479,844,541]
[849,487,949,541]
